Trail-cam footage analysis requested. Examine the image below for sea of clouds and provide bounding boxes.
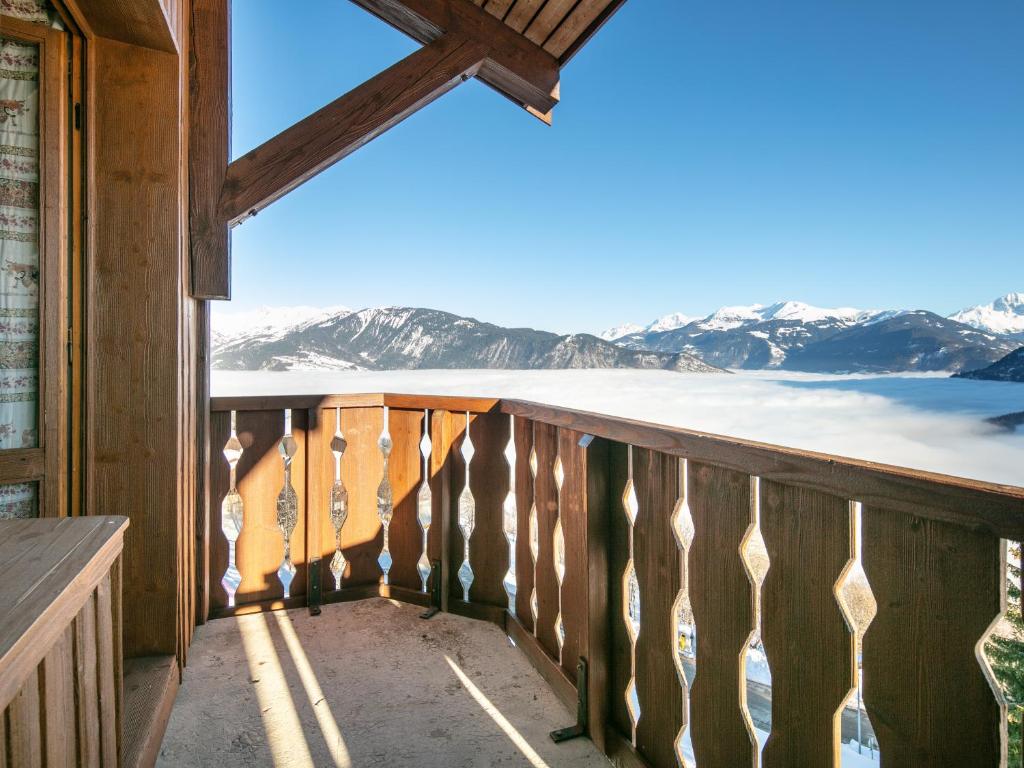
[212,369,1024,487]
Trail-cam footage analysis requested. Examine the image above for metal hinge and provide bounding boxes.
[420,560,442,619]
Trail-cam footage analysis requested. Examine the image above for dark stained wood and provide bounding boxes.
[549,0,625,63]
[687,462,757,768]
[387,409,427,591]
[350,0,560,113]
[759,481,855,768]
[861,507,1004,766]
[188,0,231,298]
[233,410,307,605]
[532,421,561,658]
[447,411,471,603]
[513,416,536,631]
[0,449,44,484]
[339,408,386,587]
[632,449,682,768]
[557,427,588,682]
[196,303,212,624]
[506,613,577,710]
[606,440,632,744]
[121,655,178,768]
[466,411,511,606]
[428,410,453,606]
[305,407,327,604]
[68,0,177,52]
[208,410,231,612]
[583,436,612,753]
[501,399,1024,540]
[219,34,487,224]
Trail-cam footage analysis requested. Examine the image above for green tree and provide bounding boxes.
[988,542,1023,767]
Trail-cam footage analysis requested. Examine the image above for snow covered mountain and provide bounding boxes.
[213,306,721,373]
[955,346,1024,383]
[212,304,352,348]
[949,292,1024,336]
[604,300,1016,372]
[598,312,698,340]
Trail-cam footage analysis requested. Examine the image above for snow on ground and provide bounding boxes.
[212,369,1024,487]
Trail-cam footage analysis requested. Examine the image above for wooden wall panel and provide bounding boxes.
[557,428,588,683]
[861,508,1004,766]
[233,410,307,604]
[387,409,426,591]
[632,449,682,768]
[532,421,560,658]
[88,38,184,659]
[760,482,855,767]
[339,408,385,587]
[465,412,511,607]
[513,417,535,631]
[687,462,757,768]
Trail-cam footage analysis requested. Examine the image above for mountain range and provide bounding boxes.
[212,293,1024,375]
[212,306,720,373]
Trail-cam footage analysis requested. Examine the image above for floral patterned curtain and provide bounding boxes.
[0,0,51,519]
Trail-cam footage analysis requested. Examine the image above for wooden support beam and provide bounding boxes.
[188,0,231,299]
[218,33,487,225]
[349,0,560,114]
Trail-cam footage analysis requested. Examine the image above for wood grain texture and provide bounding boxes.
[523,0,575,45]
[532,421,561,658]
[349,0,560,113]
[513,416,536,631]
[220,34,486,224]
[547,0,624,62]
[208,410,231,612]
[465,411,511,606]
[583,436,612,753]
[447,412,471,604]
[88,37,185,658]
[188,0,231,298]
[428,410,453,604]
[557,428,588,683]
[73,592,100,768]
[632,449,683,768]
[606,440,632,744]
[233,410,307,605]
[861,507,1005,767]
[503,0,545,32]
[386,409,427,591]
[95,571,119,768]
[6,668,41,768]
[339,408,386,587]
[69,0,177,52]
[760,481,855,768]
[41,626,77,768]
[687,461,757,768]
[501,399,1024,540]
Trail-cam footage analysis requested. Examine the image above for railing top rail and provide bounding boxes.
[207,391,1024,539]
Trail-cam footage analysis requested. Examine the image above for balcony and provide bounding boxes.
[164,391,1020,767]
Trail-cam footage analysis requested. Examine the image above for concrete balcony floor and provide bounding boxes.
[158,598,610,767]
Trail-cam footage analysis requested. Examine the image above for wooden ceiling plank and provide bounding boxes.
[218,34,487,225]
[523,0,577,46]
[552,0,626,64]
[483,0,516,21]
[542,0,613,58]
[350,0,560,114]
[503,0,546,33]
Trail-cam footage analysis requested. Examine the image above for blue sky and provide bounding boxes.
[229,0,1023,334]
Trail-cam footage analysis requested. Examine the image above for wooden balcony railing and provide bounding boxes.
[206,392,1024,768]
[0,516,127,767]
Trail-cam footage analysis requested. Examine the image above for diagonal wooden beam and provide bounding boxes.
[218,33,488,226]
[349,0,561,116]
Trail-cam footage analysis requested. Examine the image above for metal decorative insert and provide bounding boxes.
[417,409,433,592]
[221,411,244,607]
[457,412,476,601]
[623,446,641,745]
[329,407,349,590]
[377,407,394,584]
[502,415,517,613]
[553,454,566,660]
[276,410,299,598]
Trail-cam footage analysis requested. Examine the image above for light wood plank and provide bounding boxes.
[219,34,487,224]
[467,411,511,606]
[6,668,41,768]
[41,626,76,768]
[504,0,545,32]
[760,481,855,767]
[73,592,100,768]
[387,409,427,591]
[95,574,118,768]
[543,0,618,59]
[861,507,1005,766]
[339,408,386,587]
[688,462,757,768]
[632,449,683,768]
[524,0,576,45]
[70,0,177,51]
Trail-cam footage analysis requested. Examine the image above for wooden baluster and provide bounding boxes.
[557,428,589,684]
[513,417,536,631]
[376,408,394,585]
[447,412,470,606]
[861,507,1005,766]
[467,411,511,606]
[339,407,385,587]
[276,410,300,598]
[607,441,633,747]
[209,411,231,612]
[417,409,433,592]
[533,421,561,658]
[383,408,425,591]
[688,461,758,768]
[759,481,856,767]
[630,448,684,768]
[428,410,452,609]
[502,414,518,612]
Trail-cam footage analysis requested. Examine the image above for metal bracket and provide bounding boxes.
[550,657,588,743]
[308,558,322,616]
[420,559,442,619]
